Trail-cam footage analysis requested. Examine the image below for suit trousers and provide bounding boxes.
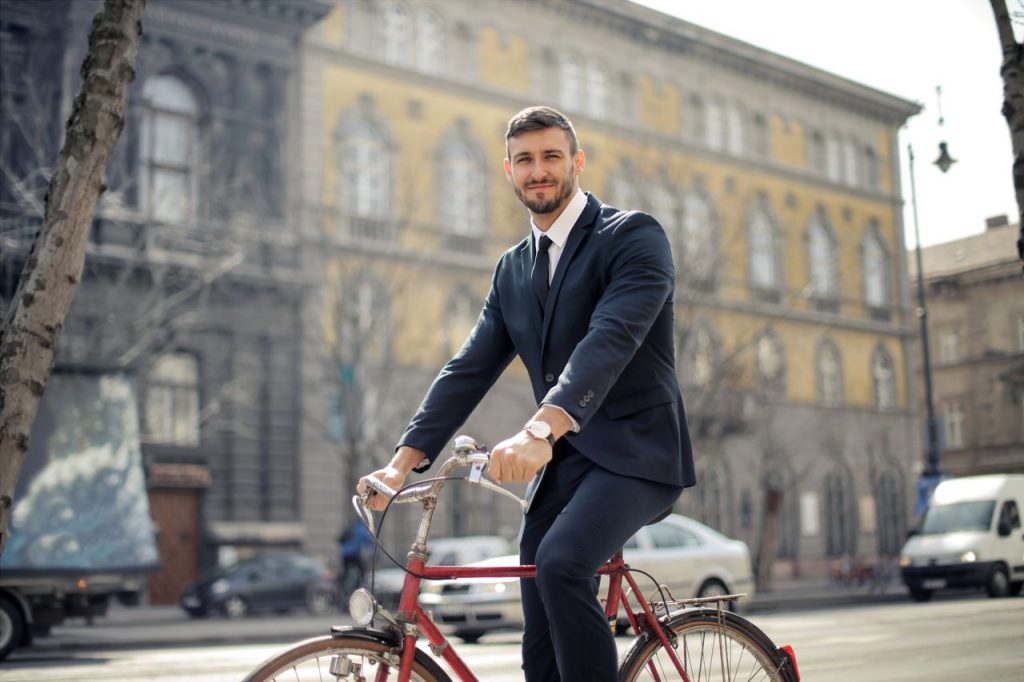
[519,444,683,682]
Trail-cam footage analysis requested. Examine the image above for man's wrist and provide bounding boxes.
[532,404,574,440]
[524,420,556,446]
[391,446,428,474]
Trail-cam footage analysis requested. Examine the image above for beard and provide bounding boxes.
[513,166,576,215]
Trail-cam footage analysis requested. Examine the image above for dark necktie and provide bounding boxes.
[532,235,552,310]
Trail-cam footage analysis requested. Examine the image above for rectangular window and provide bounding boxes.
[145,353,200,446]
[943,400,965,449]
[938,329,959,365]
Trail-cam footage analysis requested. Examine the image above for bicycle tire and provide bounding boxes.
[242,630,452,682]
[617,608,797,682]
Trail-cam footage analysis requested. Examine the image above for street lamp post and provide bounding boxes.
[907,144,942,488]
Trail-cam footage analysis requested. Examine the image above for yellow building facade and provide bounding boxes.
[298,0,922,578]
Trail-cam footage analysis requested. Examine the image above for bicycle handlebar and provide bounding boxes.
[355,434,528,521]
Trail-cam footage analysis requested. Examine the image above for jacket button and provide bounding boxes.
[544,373,555,383]
[578,400,587,407]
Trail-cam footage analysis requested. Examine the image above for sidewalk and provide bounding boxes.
[744,578,907,613]
[26,579,908,653]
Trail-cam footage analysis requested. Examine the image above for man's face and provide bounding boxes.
[503,127,585,218]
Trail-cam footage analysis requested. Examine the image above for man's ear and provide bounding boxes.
[503,157,513,182]
[574,149,586,176]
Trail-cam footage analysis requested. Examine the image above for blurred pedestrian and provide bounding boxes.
[337,519,373,600]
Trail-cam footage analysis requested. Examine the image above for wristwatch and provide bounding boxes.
[524,420,556,447]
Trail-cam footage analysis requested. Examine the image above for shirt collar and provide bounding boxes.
[531,189,587,249]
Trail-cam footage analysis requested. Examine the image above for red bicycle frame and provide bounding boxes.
[387,551,689,682]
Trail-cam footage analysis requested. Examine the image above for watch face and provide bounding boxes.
[528,421,552,439]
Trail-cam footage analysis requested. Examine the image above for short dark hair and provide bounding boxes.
[505,106,579,157]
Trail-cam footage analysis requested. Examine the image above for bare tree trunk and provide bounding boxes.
[0,0,147,556]
[989,0,1024,266]
[754,487,781,593]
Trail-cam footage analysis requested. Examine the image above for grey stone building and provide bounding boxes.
[0,0,330,603]
[908,217,1024,477]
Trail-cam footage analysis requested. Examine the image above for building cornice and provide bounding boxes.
[566,0,921,125]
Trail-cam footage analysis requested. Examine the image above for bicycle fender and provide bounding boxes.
[330,624,402,647]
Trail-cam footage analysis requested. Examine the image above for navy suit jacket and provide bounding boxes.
[398,193,695,489]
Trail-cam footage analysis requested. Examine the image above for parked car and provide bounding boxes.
[420,514,754,643]
[371,535,511,609]
[180,552,336,619]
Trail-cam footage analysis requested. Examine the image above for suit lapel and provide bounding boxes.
[540,194,600,352]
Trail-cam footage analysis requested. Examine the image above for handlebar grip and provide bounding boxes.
[363,475,398,500]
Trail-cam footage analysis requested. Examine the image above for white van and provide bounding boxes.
[900,474,1024,601]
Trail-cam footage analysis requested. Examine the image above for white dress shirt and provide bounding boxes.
[530,189,588,284]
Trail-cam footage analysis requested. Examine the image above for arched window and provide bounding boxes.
[843,138,859,186]
[339,276,392,366]
[559,52,582,111]
[726,102,745,156]
[704,96,724,151]
[751,113,769,159]
[748,198,781,292]
[806,209,839,304]
[383,2,413,66]
[756,331,786,396]
[807,128,826,173]
[876,470,905,556]
[684,94,705,143]
[416,10,444,75]
[817,340,844,407]
[825,132,842,183]
[681,189,716,286]
[864,146,880,190]
[337,116,391,226]
[437,128,486,246]
[139,75,200,223]
[863,224,891,312]
[872,346,897,411]
[824,470,853,557]
[683,322,717,388]
[648,180,679,255]
[586,61,609,117]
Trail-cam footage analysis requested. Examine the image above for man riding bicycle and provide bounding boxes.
[358,106,696,682]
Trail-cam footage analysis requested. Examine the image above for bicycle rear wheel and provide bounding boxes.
[242,631,451,682]
[618,608,797,682]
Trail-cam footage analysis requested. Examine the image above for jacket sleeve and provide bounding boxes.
[396,261,516,468]
[542,214,674,428]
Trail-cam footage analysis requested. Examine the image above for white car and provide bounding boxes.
[371,535,511,609]
[421,514,755,643]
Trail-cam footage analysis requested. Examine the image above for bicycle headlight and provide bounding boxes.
[348,587,377,626]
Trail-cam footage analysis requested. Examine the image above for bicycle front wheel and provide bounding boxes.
[242,631,451,682]
[618,608,796,682]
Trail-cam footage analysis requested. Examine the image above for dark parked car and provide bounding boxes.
[180,553,336,619]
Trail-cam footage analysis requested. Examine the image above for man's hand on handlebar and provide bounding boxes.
[357,446,425,511]
[488,430,552,483]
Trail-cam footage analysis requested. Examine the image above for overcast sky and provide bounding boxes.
[630,0,1019,248]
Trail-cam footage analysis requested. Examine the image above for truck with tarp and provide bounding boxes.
[0,370,159,659]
